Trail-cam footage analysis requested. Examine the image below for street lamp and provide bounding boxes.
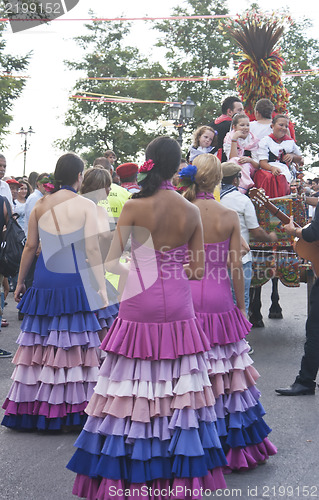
[18,126,35,176]
[169,96,196,146]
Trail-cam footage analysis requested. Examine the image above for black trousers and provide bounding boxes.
[295,278,319,389]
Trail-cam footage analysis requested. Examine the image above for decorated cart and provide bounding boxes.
[226,11,314,325]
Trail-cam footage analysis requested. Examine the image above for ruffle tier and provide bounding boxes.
[72,470,227,500]
[195,307,252,347]
[101,317,210,360]
[18,284,92,316]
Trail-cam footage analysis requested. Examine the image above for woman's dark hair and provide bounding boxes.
[28,171,39,190]
[132,136,181,199]
[54,153,84,191]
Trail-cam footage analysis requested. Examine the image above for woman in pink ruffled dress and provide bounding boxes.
[67,136,228,499]
[180,154,277,472]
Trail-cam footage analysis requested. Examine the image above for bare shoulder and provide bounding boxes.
[218,203,239,223]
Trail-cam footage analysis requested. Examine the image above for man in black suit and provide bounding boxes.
[276,206,319,395]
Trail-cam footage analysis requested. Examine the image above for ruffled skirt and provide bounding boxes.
[195,307,277,471]
[67,315,228,499]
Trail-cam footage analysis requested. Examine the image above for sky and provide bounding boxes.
[2,0,319,178]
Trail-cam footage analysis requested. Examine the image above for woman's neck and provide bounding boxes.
[17,196,26,203]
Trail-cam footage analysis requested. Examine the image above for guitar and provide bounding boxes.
[249,188,319,276]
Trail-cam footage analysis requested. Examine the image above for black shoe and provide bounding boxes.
[275,382,315,396]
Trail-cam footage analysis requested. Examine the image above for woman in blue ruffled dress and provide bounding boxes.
[2,153,114,431]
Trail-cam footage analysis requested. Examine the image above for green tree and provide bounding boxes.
[0,23,29,145]
[280,16,319,166]
[155,0,234,151]
[57,17,169,164]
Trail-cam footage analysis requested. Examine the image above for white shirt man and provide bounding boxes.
[0,155,13,207]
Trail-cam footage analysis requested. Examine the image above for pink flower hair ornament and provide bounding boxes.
[137,159,155,183]
[42,182,55,193]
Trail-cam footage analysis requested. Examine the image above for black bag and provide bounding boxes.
[0,198,26,277]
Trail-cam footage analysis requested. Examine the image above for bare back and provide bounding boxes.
[34,190,92,235]
[194,199,238,244]
[120,190,200,250]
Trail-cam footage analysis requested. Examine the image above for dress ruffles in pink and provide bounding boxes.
[67,240,227,499]
[190,239,277,471]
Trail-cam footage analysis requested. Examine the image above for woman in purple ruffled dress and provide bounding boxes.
[181,154,277,472]
[67,137,228,499]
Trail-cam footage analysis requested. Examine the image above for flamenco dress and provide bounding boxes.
[67,181,227,500]
[253,134,301,198]
[2,197,118,431]
[190,192,277,471]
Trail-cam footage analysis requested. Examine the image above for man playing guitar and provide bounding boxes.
[276,207,319,396]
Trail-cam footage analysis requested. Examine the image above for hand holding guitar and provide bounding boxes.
[282,215,302,239]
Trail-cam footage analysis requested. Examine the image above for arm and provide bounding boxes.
[15,209,39,301]
[96,206,113,262]
[83,201,108,306]
[238,156,259,168]
[303,196,318,207]
[250,226,278,243]
[259,159,282,176]
[228,213,245,315]
[184,207,205,280]
[245,198,278,243]
[228,132,241,159]
[283,142,303,166]
[105,201,133,275]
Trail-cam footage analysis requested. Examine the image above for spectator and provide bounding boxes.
[93,157,130,227]
[209,96,243,162]
[172,158,187,187]
[14,180,32,234]
[28,171,39,191]
[116,162,140,193]
[0,155,13,206]
[104,149,117,167]
[249,98,274,139]
[6,178,22,204]
[0,194,11,358]
[220,162,277,315]
[24,173,49,237]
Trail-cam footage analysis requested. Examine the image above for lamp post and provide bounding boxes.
[18,126,35,176]
[169,96,196,147]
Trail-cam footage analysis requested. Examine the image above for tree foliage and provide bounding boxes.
[155,0,234,150]
[0,23,29,145]
[280,16,319,165]
[57,16,169,165]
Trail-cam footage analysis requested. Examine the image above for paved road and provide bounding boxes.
[0,281,318,500]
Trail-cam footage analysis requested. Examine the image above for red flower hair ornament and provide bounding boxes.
[137,159,155,183]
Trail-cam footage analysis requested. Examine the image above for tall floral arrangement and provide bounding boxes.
[225,10,292,116]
